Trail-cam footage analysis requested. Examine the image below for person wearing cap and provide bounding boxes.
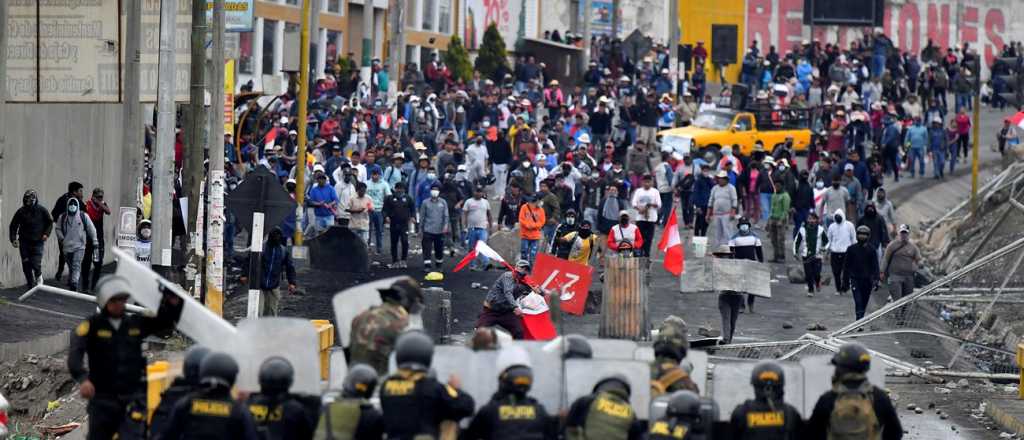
[477,259,537,339]
[690,163,714,236]
[707,170,738,249]
[419,183,450,270]
[518,193,546,266]
[882,223,920,308]
[544,79,565,113]
[840,162,864,222]
[68,275,184,438]
[383,152,406,188]
[844,225,881,320]
[607,210,643,256]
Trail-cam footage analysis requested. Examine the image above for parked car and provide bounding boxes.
[658,108,813,158]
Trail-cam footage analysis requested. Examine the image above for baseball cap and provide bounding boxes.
[898,224,910,233]
[618,210,630,217]
[716,170,728,178]
[844,164,855,171]
[856,225,871,234]
[516,259,531,269]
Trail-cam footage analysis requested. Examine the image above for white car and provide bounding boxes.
[0,392,8,439]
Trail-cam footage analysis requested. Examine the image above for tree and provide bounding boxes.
[474,23,509,79]
[444,35,473,84]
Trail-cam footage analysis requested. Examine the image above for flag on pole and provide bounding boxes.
[453,240,513,272]
[657,206,684,276]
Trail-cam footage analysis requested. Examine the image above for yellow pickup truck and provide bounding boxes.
[658,108,813,158]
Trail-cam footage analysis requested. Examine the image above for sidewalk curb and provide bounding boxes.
[985,397,1024,435]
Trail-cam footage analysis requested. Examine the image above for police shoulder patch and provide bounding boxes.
[76,321,90,336]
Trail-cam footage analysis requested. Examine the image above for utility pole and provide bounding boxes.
[387,0,404,99]
[0,0,7,215]
[206,0,227,315]
[362,0,375,86]
[185,0,208,294]
[611,0,619,39]
[152,0,179,270]
[581,0,592,74]
[969,55,982,215]
[120,0,143,233]
[293,0,313,247]
[668,0,679,95]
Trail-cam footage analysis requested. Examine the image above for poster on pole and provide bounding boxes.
[206,0,254,32]
[224,59,235,136]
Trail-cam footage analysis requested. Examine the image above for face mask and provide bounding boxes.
[427,173,437,180]
[68,205,78,214]
[857,234,868,242]
[739,224,750,233]
[866,208,876,216]
[619,217,629,226]
[834,215,843,223]
[430,189,440,198]
[343,175,352,183]
[566,217,576,225]
[877,193,885,200]
[815,181,824,189]
[832,182,840,188]
[140,229,152,239]
[522,161,531,168]
[23,196,35,206]
[562,165,572,173]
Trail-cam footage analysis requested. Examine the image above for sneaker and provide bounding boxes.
[886,295,893,303]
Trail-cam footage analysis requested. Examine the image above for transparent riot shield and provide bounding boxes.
[417,345,501,413]
[228,318,322,396]
[709,360,806,421]
[686,350,709,396]
[506,341,566,412]
[564,359,652,419]
[332,276,422,348]
[799,355,886,417]
[110,248,236,350]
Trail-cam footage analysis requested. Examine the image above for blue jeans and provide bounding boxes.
[872,54,886,78]
[908,148,926,177]
[369,211,384,252]
[947,148,958,174]
[932,149,945,177]
[520,239,539,266]
[956,94,972,113]
[759,193,772,222]
[467,227,490,268]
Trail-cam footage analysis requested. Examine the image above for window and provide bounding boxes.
[262,19,277,75]
[735,115,753,131]
[285,0,298,4]
[405,0,417,27]
[421,0,434,30]
[405,45,417,66]
[239,31,254,74]
[328,0,343,13]
[438,0,450,34]
[327,30,342,66]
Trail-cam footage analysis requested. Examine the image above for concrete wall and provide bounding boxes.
[0,104,127,288]
[539,0,670,44]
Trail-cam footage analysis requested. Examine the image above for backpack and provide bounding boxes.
[827,382,880,440]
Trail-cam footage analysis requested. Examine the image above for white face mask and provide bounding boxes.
[739,224,750,233]
[815,181,824,189]
[566,217,576,225]
[522,161,531,168]
[430,189,440,198]
[68,205,78,214]
[427,173,437,180]
[140,229,152,239]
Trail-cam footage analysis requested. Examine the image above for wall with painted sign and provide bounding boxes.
[462,0,539,51]
[137,0,193,102]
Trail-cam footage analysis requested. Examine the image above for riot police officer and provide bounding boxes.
[647,391,709,439]
[379,331,475,439]
[158,352,259,440]
[350,277,424,375]
[564,375,645,440]
[563,333,593,359]
[314,363,385,439]
[150,345,211,435]
[67,275,183,440]
[246,357,315,440]
[807,343,903,439]
[463,352,557,439]
[651,316,700,396]
[729,361,804,439]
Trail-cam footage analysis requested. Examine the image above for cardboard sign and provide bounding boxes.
[532,253,594,316]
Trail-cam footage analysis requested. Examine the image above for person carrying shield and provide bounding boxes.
[246,357,316,439]
[463,347,558,439]
[350,277,424,375]
[564,375,644,440]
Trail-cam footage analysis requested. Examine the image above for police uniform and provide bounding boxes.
[651,357,700,396]
[729,399,804,440]
[315,398,385,439]
[379,369,475,439]
[350,302,410,375]
[463,395,556,440]
[246,393,315,440]
[564,391,644,440]
[67,298,182,440]
[159,387,260,440]
[646,418,698,439]
[150,376,196,436]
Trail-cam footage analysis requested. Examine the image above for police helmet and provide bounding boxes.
[258,356,295,394]
[831,342,872,373]
[95,275,132,308]
[379,277,424,313]
[593,374,631,399]
[499,365,534,395]
[750,361,785,400]
[395,331,434,371]
[563,334,593,359]
[199,352,240,388]
[183,346,212,385]
[343,364,379,399]
[666,390,703,419]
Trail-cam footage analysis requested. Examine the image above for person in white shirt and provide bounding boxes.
[461,186,493,270]
[826,209,857,295]
[631,175,661,257]
[333,165,357,227]
[707,171,738,250]
[465,135,490,183]
[698,95,717,113]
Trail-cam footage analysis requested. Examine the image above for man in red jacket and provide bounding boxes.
[607,210,643,256]
[81,188,111,292]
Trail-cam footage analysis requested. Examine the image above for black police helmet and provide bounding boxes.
[499,365,534,395]
[831,342,872,373]
[563,334,593,359]
[343,364,379,399]
[666,390,703,419]
[183,346,212,385]
[750,361,785,400]
[258,356,295,394]
[593,374,631,399]
[199,352,239,388]
[395,331,434,371]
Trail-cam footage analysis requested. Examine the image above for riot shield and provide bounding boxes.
[709,360,806,420]
[799,355,886,417]
[413,345,501,413]
[328,347,349,390]
[686,350,709,396]
[564,359,652,419]
[228,318,322,396]
[506,341,566,412]
[333,276,422,348]
[588,339,639,360]
[110,248,236,350]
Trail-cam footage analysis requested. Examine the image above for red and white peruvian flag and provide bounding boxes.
[658,206,685,276]
[453,240,513,272]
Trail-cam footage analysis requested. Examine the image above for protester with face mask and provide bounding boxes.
[476,259,539,339]
[561,220,599,266]
[844,225,881,320]
[419,183,450,270]
[518,194,546,266]
[827,209,857,295]
[548,209,579,259]
[8,189,54,288]
[255,228,297,316]
[729,217,764,313]
[607,210,643,256]
[707,171,738,250]
[856,201,891,260]
[793,212,829,296]
[55,198,99,292]
[821,177,850,228]
[136,220,153,264]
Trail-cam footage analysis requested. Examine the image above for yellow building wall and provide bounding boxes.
[679,0,746,84]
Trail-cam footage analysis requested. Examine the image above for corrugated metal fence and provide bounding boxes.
[600,256,649,340]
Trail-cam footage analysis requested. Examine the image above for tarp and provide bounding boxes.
[308,226,370,273]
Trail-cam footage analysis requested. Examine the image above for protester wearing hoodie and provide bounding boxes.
[793,212,829,296]
[81,188,111,292]
[9,190,54,287]
[52,181,84,280]
[844,225,881,320]
[55,198,98,291]
[827,209,857,295]
[856,201,891,261]
[256,228,297,316]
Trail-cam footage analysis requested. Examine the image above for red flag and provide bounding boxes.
[658,206,685,276]
[453,240,514,272]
